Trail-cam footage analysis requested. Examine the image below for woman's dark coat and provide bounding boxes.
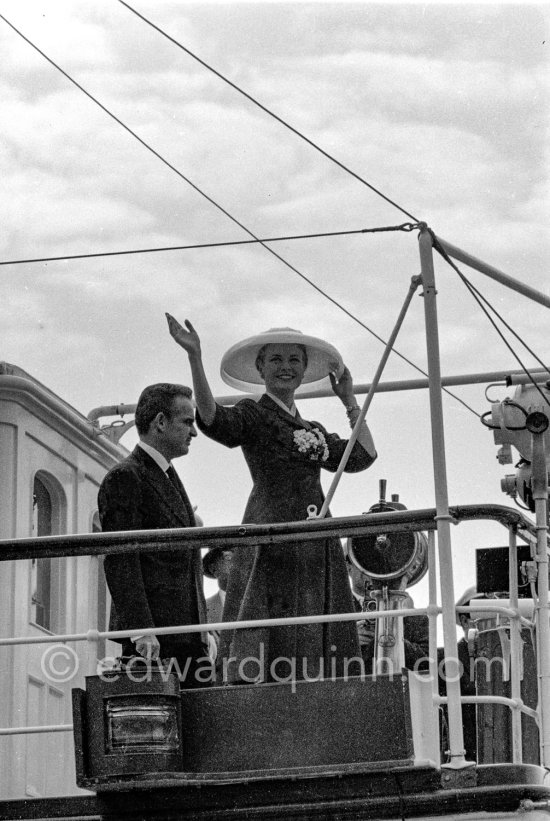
[198,394,376,683]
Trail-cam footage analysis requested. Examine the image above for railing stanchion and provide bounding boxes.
[531,426,550,766]
[85,630,101,677]
[427,531,439,703]
[508,525,523,763]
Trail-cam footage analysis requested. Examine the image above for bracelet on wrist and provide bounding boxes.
[345,403,360,415]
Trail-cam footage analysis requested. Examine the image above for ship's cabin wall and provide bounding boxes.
[0,372,125,799]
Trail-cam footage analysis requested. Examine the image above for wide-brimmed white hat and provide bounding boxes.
[220,327,344,392]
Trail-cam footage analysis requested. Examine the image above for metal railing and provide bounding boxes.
[0,504,544,769]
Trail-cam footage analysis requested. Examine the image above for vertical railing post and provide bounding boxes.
[508,525,523,762]
[529,421,550,766]
[418,227,468,768]
[427,531,439,703]
[86,630,101,677]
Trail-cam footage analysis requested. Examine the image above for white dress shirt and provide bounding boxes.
[137,440,170,472]
[265,391,297,417]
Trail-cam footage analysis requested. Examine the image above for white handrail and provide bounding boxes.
[0,607,430,647]
[87,367,550,421]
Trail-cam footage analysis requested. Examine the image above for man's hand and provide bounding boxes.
[135,634,160,662]
[166,314,201,358]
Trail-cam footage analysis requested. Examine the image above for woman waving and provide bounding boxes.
[167,314,376,684]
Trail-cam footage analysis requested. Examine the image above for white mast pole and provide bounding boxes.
[418,227,469,769]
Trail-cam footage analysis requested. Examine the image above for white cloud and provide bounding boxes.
[0,1,547,595]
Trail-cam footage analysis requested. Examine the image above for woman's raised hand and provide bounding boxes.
[329,366,356,405]
[165,313,201,358]
[165,312,216,424]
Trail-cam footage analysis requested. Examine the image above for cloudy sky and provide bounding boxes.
[1,1,549,601]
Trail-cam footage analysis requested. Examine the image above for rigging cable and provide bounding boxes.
[433,236,550,410]
[118,0,420,224]
[0,13,480,418]
[0,224,418,267]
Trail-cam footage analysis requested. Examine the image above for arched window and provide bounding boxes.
[30,473,66,633]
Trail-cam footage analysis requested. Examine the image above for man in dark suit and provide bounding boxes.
[98,382,210,687]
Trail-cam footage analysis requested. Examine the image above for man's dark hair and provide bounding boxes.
[135,383,192,435]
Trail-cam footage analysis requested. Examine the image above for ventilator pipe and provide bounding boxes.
[87,402,137,422]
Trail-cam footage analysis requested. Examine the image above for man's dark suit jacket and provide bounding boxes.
[98,445,207,660]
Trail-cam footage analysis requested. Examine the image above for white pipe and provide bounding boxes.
[436,236,550,310]
[438,695,538,721]
[211,368,550,407]
[86,368,550,421]
[87,402,139,422]
[419,228,467,768]
[0,725,73,736]
[508,526,523,763]
[427,532,439,705]
[531,428,550,766]
[0,608,429,647]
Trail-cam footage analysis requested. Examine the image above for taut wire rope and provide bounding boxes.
[118,0,419,223]
[0,12,480,418]
[432,235,550,410]
[0,224,418,268]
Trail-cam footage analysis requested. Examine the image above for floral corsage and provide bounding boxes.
[293,428,329,462]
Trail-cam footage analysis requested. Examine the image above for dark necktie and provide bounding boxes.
[166,464,181,491]
[166,465,207,643]
[166,464,191,516]
[166,464,196,529]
